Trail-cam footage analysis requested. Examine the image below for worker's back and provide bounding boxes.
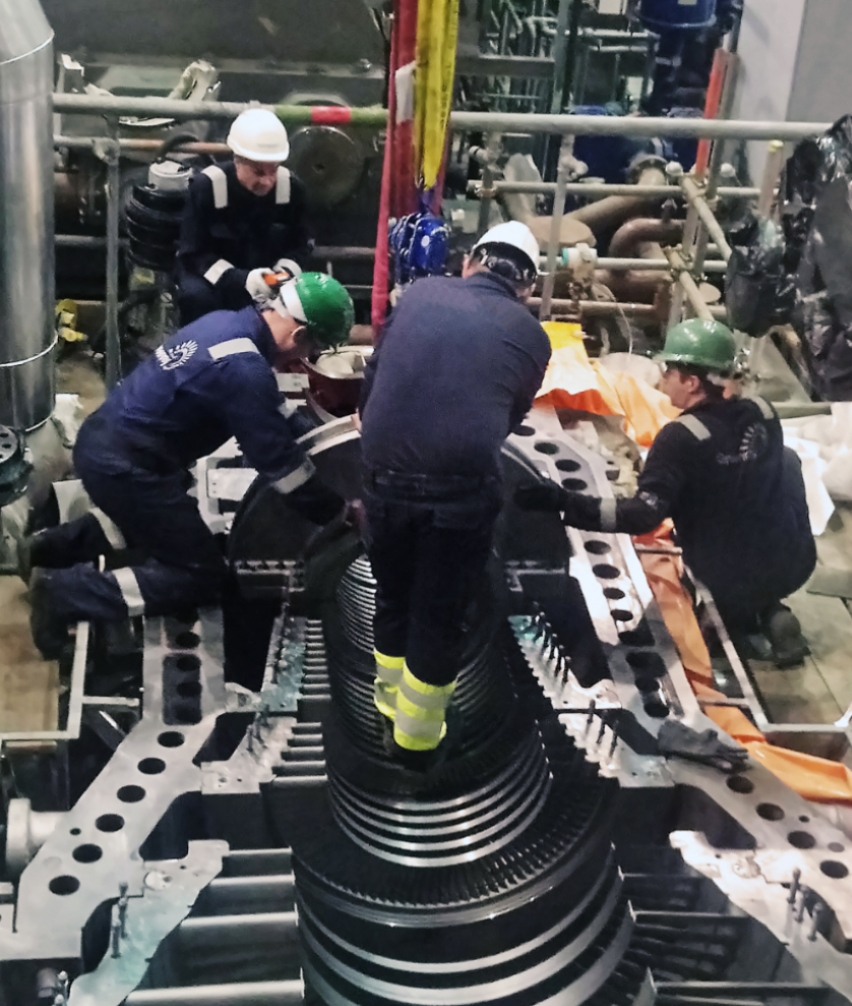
[360,272,551,479]
[655,396,815,608]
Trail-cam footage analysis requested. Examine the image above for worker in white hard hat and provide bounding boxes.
[358,220,551,769]
[175,108,313,325]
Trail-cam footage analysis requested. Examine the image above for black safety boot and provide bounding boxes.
[762,603,808,669]
[16,533,37,584]
[28,569,70,660]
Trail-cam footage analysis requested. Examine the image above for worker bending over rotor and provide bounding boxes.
[176,108,313,325]
[517,319,816,668]
[360,221,551,768]
[26,274,356,659]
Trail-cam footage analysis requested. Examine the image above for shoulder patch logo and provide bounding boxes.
[156,340,198,371]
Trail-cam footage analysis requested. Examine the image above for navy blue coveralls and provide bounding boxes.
[35,307,343,623]
[359,272,551,687]
[553,395,816,632]
[175,162,312,326]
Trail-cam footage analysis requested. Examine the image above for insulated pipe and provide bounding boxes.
[51,94,833,142]
[0,0,54,430]
[565,164,668,236]
[597,218,684,302]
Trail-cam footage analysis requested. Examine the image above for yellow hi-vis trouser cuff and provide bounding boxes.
[373,650,405,720]
[393,662,456,752]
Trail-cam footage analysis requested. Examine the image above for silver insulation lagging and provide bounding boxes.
[0,0,55,430]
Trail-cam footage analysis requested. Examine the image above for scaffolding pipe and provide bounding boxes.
[527,296,727,319]
[666,248,715,322]
[488,181,759,199]
[680,176,733,262]
[51,93,832,142]
[539,135,573,319]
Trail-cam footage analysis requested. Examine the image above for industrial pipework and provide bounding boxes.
[0,0,55,431]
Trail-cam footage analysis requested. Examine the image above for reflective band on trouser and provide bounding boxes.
[374,650,405,720]
[393,662,455,752]
[272,457,316,495]
[90,507,126,549]
[203,258,234,285]
[111,567,146,617]
[599,497,617,533]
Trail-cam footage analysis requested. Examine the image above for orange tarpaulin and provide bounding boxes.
[639,544,852,805]
[535,323,679,447]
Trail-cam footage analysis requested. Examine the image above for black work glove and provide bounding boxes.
[656,720,749,774]
[514,481,570,512]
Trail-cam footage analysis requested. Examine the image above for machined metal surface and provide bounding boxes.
[0,0,55,430]
[4,417,852,1006]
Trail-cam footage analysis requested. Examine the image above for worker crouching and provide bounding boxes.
[360,222,552,769]
[516,319,817,669]
[26,274,356,661]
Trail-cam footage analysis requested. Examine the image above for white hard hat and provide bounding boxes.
[227,108,290,163]
[472,221,540,274]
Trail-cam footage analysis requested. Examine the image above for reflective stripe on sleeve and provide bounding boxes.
[276,166,291,205]
[599,497,617,533]
[272,457,316,495]
[111,567,145,617]
[208,337,261,360]
[202,164,228,209]
[750,395,775,420]
[675,414,711,441]
[90,507,126,549]
[203,259,234,286]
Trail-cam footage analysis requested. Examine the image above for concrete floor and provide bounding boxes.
[0,350,106,735]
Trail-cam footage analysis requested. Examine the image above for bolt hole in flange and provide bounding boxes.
[821,860,849,879]
[592,564,620,580]
[49,875,80,896]
[610,609,634,623]
[727,774,754,794]
[562,478,588,491]
[514,425,535,436]
[72,844,103,864]
[138,758,166,775]
[584,540,610,555]
[603,587,625,600]
[158,731,185,748]
[534,441,560,455]
[828,842,845,853]
[96,814,125,833]
[556,459,581,472]
[118,785,146,803]
[174,631,200,649]
[788,831,816,850]
[626,651,666,676]
[756,803,785,821]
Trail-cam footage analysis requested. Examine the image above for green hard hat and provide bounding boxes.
[279,272,355,349]
[657,319,737,373]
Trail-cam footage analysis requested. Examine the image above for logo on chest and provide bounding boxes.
[156,340,198,371]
